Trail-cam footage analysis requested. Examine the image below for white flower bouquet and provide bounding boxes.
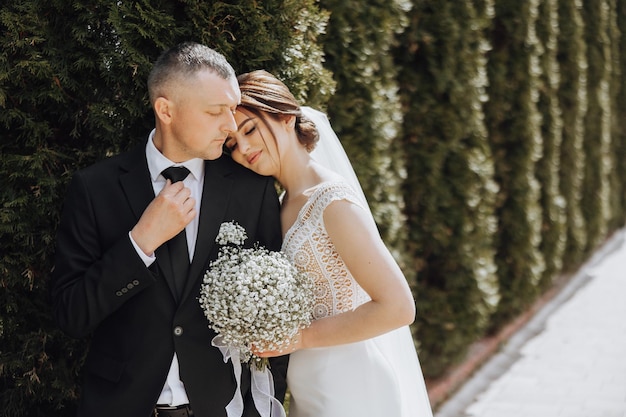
[199,221,313,369]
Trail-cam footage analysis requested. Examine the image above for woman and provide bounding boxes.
[225,70,433,417]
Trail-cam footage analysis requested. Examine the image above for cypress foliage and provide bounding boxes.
[606,0,626,229]
[283,4,334,105]
[613,0,626,227]
[557,0,588,269]
[1,4,100,415]
[536,0,566,288]
[0,1,331,415]
[317,0,411,257]
[396,0,499,376]
[580,0,613,252]
[484,0,545,329]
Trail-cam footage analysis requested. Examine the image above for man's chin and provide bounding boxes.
[204,148,225,161]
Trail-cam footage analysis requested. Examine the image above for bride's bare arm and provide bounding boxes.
[254,199,415,357]
[304,199,415,344]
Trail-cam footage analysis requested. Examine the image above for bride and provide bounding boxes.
[225,70,433,417]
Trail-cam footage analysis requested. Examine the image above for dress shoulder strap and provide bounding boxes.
[302,181,365,225]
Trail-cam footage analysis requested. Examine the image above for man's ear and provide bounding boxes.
[154,97,173,125]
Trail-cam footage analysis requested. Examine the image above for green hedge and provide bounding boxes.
[396,0,499,376]
[536,0,566,289]
[484,0,545,328]
[580,0,613,253]
[558,0,588,269]
[612,0,626,229]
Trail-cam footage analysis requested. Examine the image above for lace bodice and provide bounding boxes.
[282,181,370,320]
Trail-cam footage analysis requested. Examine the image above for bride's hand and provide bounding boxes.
[252,330,304,358]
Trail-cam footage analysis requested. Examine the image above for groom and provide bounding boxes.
[50,42,287,417]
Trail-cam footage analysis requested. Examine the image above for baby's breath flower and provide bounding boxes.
[215,221,247,246]
[199,221,313,365]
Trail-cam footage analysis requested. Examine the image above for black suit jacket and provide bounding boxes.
[50,142,287,417]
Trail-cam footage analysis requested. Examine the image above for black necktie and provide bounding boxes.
[161,166,191,299]
[162,166,191,183]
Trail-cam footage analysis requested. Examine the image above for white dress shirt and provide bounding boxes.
[129,129,205,406]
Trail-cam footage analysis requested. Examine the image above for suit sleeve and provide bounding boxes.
[49,172,157,339]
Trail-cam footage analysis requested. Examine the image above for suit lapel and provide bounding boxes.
[180,159,234,302]
[118,144,179,299]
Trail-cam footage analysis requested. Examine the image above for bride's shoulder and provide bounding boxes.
[308,180,362,209]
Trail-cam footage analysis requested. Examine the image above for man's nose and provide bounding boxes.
[222,111,238,134]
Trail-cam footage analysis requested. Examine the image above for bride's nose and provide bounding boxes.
[237,136,251,154]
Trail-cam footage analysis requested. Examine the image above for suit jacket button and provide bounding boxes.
[174,326,183,336]
[116,291,123,297]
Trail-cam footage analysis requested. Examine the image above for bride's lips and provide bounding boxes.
[247,151,261,165]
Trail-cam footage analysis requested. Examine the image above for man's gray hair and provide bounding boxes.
[147,42,236,104]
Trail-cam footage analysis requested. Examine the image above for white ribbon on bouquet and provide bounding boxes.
[212,336,286,417]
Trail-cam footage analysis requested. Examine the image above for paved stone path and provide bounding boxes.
[435,231,626,417]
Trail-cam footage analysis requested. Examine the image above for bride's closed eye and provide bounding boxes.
[226,118,258,152]
[225,137,238,151]
[244,124,257,136]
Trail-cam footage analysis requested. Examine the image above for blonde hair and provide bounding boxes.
[237,70,319,152]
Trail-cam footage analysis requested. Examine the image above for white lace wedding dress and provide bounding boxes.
[282,181,433,417]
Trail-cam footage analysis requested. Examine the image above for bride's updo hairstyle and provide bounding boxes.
[237,70,319,152]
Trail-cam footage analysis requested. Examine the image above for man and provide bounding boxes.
[50,42,287,417]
